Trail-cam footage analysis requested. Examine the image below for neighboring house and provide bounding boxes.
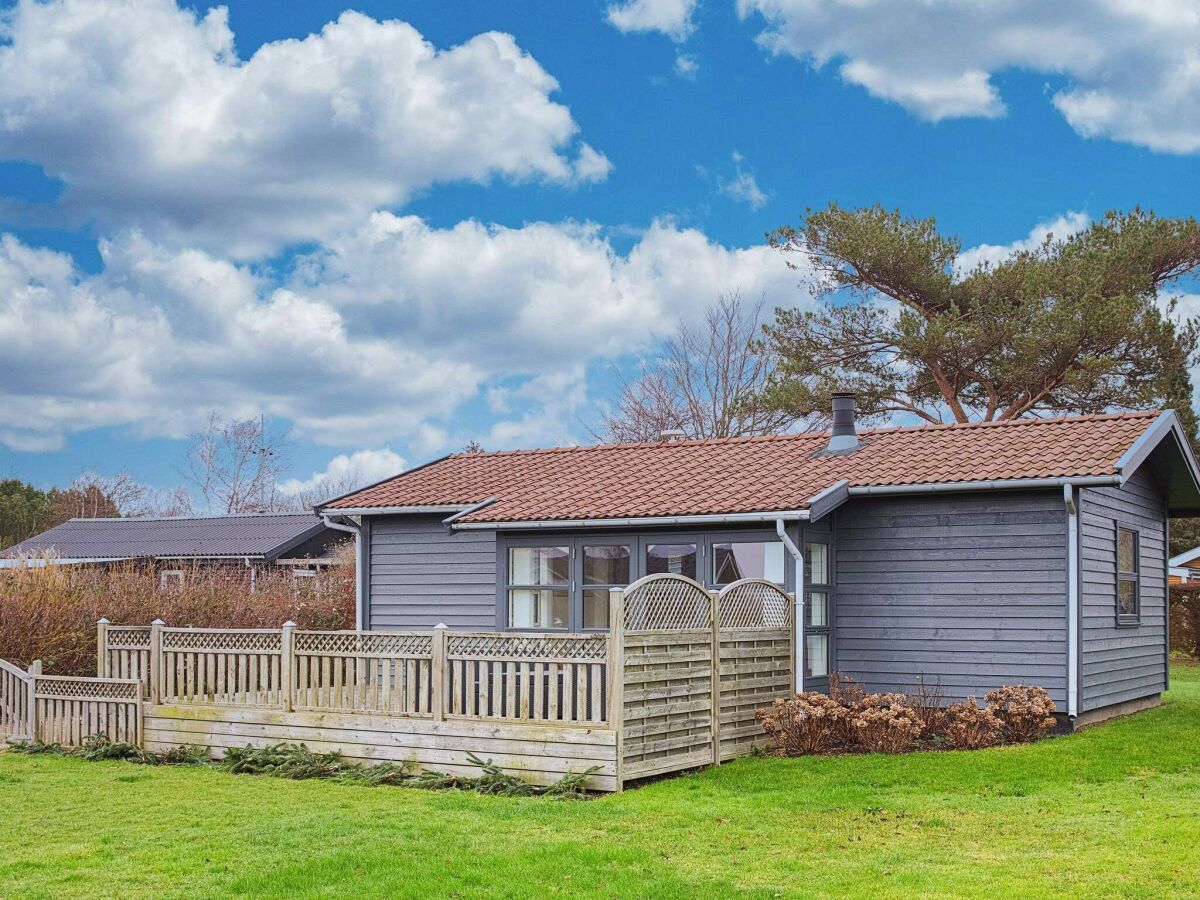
[318,399,1200,728]
[1168,547,1200,585]
[0,512,342,588]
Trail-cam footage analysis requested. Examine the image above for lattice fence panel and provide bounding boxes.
[295,631,432,658]
[0,660,33,741]
[293,630,435,716]
[445,632,609,725]
[162,629,282,653]
[105,627,151,649]
[718,579,792,629]
[622,574,712,631]
[447,633,607,661]
[33,676,142,747]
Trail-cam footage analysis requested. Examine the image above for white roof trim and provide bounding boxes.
[1170,546,1200,567]
[451,509,811,530]
[324,505,472,516]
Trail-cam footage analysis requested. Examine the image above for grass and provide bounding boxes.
[2,667,1199,899]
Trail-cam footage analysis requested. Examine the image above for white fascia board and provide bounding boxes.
[847,475,1122,497]
[451,509,811,530]
[321,505,471,516]
[1169,546,1200,567]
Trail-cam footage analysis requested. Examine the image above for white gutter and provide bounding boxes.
[775,518,805,694]
[1064,484,1079,719]
[320,505,471,516]
[322,514,366,630]
[450,509,812,531]
[849,475,1122,497]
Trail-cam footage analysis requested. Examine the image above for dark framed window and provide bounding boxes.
[645,541,698,579]
[581,542,631,629]
[1116,526,1140,625]
[506,545,570,630]
[711,540,786,585]
[804,541,830,678]
[503,539,632,631]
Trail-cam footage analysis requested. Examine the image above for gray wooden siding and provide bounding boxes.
[367,515,497,630]
[1079,468,1167,711]
[834,491,1069,705]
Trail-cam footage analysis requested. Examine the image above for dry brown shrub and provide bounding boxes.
[985,684,1057,743]
[0,548,353,674]
[849,693,923,753]
[756,693,847,755]
[943,697,1002,749]
[906,675,946,737]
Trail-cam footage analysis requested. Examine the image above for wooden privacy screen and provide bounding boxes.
[617,575,795,782]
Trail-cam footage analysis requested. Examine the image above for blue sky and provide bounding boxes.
[1,0,1198,503]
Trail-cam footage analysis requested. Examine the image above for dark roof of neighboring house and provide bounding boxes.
[322,411,1200,523]
[1,512,333,561]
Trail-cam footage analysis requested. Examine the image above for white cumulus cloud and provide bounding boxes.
[738,0,1200,152]
[0,0,609,256]
[0,216,811,453]
[955,211,1091,274]
[606,0,699,42]
[279,449,406,500]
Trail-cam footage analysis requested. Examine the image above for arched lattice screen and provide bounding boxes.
[717,579,792,629]
[621,574,711,631]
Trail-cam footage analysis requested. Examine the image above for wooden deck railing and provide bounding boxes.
[99,622,611,726]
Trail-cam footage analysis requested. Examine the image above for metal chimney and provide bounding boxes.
[826,392,859,453]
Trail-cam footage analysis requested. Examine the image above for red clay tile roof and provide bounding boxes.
[324,412,1161,523]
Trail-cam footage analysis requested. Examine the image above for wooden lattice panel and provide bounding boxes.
[622,574,712,631]
[446,633,607,661]
[105,627,151,650]
[34,676,141,702]
[161,629,282,653]
[717,579,792,629]
[295,631,432,658]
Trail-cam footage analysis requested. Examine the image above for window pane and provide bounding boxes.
[806,591,828,627]
[806,542,829,586]
[712,541,786,584]
[1117,529,1137,574]
[646,543,697,579]
[1117,580,1137,617]
[508,589,569,629]
[583,545,631,585]
[805,634,829,678]
[582,589,610,629]
[508,546,569,585]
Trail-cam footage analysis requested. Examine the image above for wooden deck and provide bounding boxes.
[3,575,795,792]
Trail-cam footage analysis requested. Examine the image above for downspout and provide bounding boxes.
[323,514,365,631]
[776,518,805,694]
[1064,484,1079,720]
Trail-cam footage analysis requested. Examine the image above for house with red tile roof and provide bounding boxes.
[318,398,1200,727]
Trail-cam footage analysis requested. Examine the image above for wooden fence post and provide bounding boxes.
[280,621,296,712]
[96,618,110,678]
[26,659,41,742]
[608,589,625,790]
[708,590,722,766]
[431,624,448,722]
[149,619,164,704]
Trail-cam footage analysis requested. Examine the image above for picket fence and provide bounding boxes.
[3,575,795,791]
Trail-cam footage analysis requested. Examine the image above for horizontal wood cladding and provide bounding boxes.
[367,515,497,630]
[144,704,617,791]
[835,490,1069,704]
[1078,468,1167,712]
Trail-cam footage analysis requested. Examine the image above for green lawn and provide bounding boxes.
[3,668,1199,899]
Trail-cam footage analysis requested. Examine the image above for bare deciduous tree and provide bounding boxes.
[597,292,811,442]
[183,413,290,513]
